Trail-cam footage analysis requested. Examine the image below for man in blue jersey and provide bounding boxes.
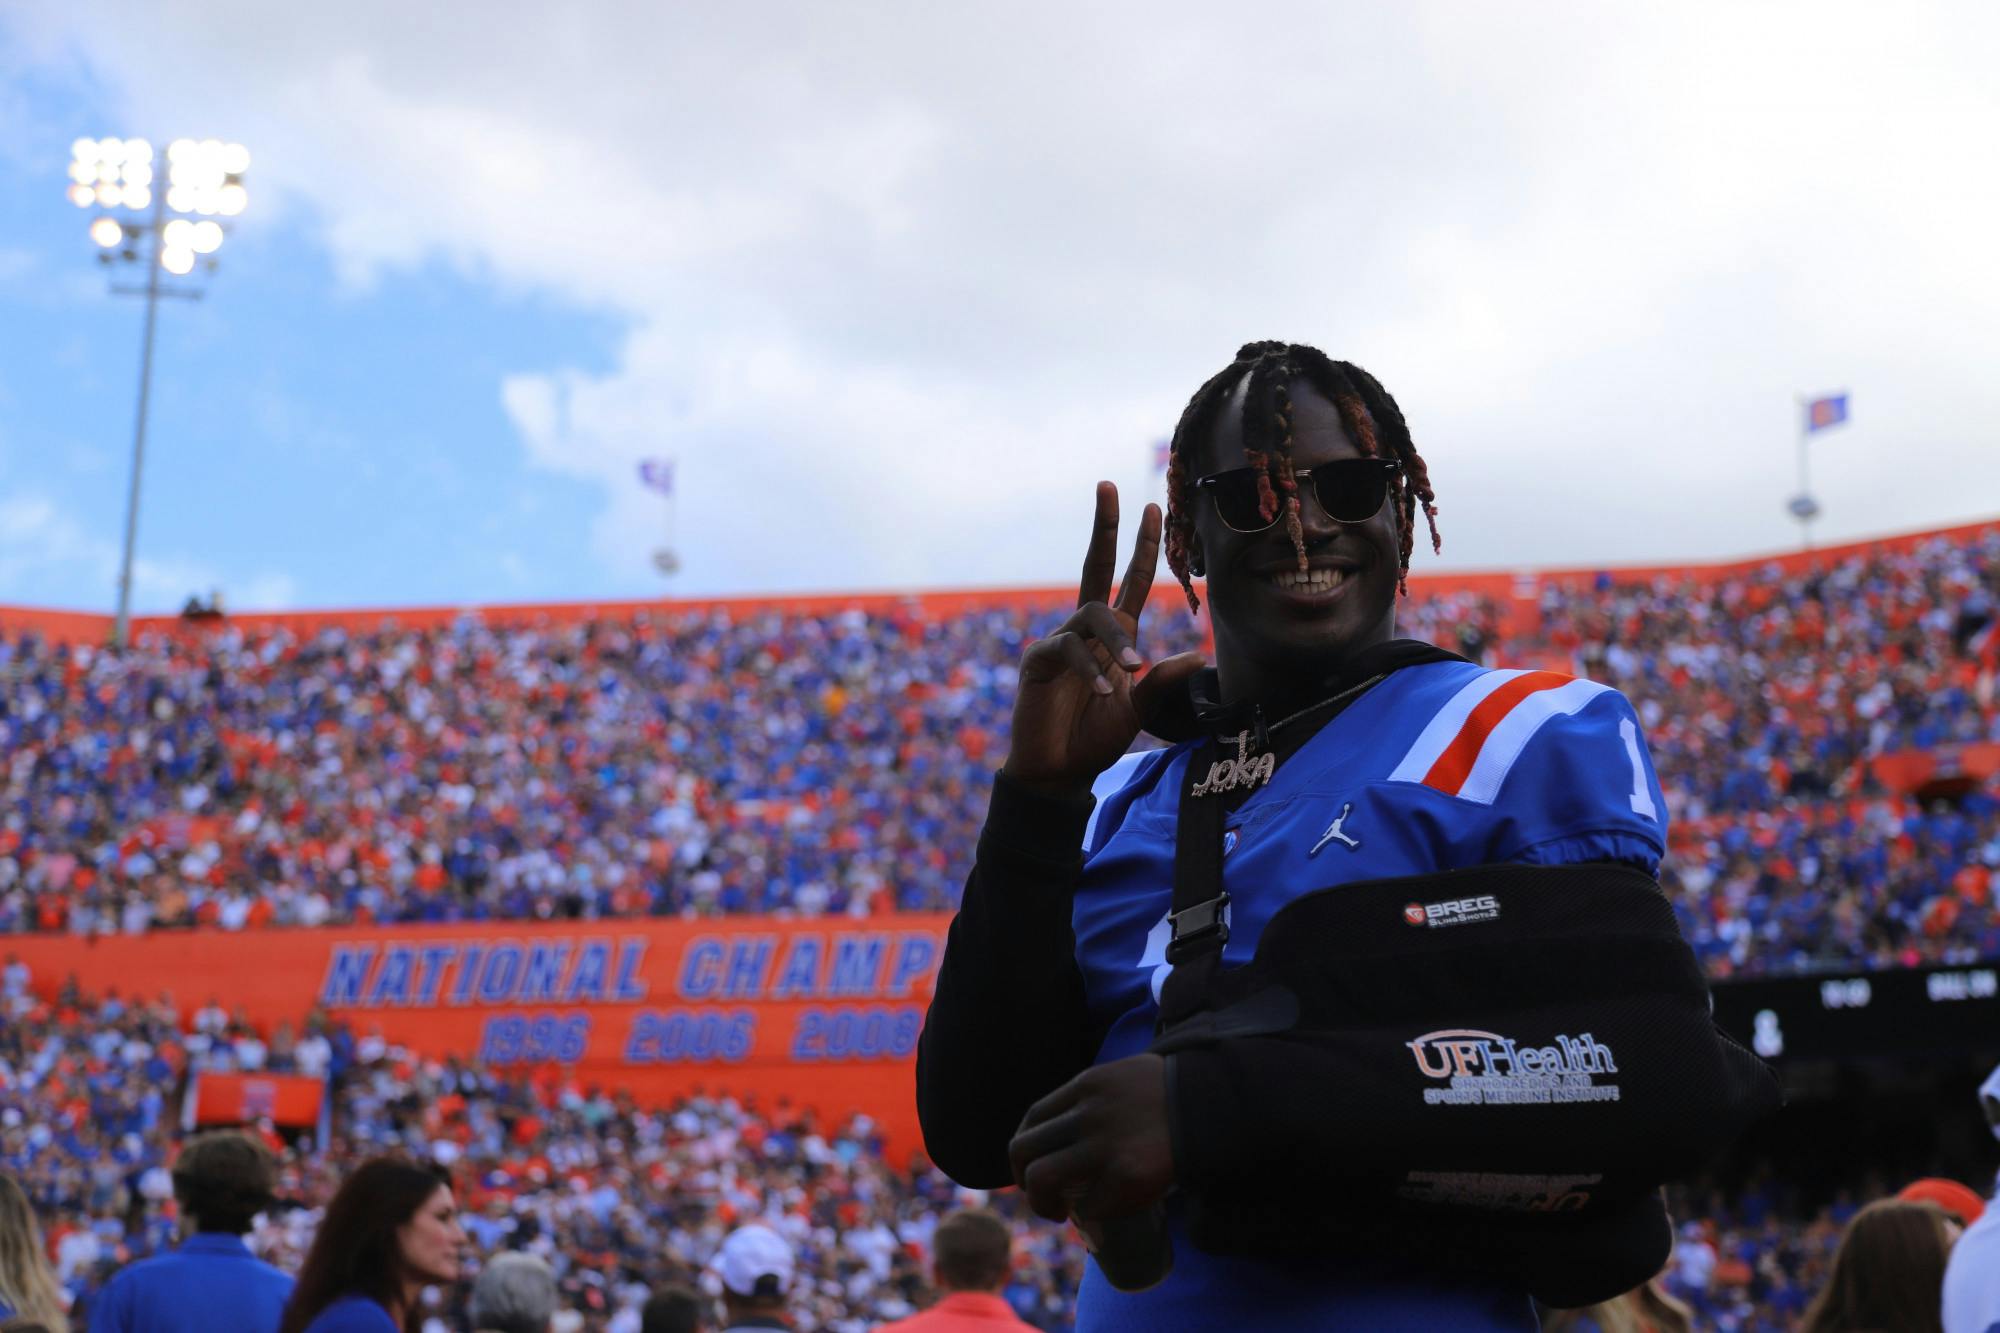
[88,1130,294,1333]
[917,341,1775,1331]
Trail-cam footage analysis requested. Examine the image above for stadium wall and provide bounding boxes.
[3,515,1993,643]
[9,915,950,1162]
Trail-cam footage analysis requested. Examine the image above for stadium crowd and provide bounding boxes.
[0,526,1995,978]
[6,975,1992,1332]
[0,976,1085,1330]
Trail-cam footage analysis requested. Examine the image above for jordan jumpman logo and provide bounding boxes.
[1310,803,1359,856]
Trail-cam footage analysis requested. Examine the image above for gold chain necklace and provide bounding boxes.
[1188,674,1384,799]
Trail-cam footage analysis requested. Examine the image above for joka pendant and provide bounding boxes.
[1189,729,1276,798]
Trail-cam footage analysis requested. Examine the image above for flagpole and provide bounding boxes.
[1797,400,1813,553]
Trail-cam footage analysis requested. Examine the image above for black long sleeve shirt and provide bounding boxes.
[915,771,1104,1188]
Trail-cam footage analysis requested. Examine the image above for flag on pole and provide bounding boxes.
[637,458,675,494]
[1152,439,1172,473]
[1804,394,1849,433]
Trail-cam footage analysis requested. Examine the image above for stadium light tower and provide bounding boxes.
[67,135,250,647]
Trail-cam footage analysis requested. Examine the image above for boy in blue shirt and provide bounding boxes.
[88,1130,294,1333]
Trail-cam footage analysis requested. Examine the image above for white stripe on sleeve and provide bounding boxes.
[1385,668,1527,784]
[1082,749,1155,851]
[1454,677,1612,806]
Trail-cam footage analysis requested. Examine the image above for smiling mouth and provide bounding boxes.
[1266,567,1351,595]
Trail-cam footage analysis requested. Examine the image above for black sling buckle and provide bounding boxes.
[1166,893,1231,963]
[1157,736,1230,1030]
[1154,669,1389,1032]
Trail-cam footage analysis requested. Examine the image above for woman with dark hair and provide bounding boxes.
[279,1156,466,1333]
[1801,1198,1955,1333]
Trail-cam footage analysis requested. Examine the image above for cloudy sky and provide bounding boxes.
[1,2,1996,613]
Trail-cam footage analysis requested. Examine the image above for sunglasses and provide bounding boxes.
[1192,457,1401,533]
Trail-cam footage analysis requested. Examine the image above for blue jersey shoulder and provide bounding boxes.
[1381,664,1667,869]
[1083,745,1180,855]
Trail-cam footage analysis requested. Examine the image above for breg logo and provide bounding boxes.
[1403,894,1500,928]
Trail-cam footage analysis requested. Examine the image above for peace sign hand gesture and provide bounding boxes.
[1001,483,1207,801]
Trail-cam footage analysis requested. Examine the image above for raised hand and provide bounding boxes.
[1000,483,1205,800]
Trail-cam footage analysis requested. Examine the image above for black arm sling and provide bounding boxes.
[1113,684,1779,1309]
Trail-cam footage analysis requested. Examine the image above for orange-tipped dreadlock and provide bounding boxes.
[1162,342,1441,613]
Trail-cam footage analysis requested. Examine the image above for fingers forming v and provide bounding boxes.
[1112,502,1163,627]
[1078,482,1121,610]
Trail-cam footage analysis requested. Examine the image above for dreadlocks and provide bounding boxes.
[1163,341,1441,613]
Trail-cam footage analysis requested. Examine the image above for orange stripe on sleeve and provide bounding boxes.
[1420,670,1573,795]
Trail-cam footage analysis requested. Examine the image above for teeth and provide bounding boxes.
[1272,568,1346,592]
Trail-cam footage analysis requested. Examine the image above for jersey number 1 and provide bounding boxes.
[1619,718,1658,822]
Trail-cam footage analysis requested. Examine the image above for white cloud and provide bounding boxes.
[16,0,2000,594]
[233,571,297,610]
[0,487,296,613]
[0,490,204,606]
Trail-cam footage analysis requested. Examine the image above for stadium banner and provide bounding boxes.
[1711,959,2000,1064]
[191,1072,327,1130]
[1864,741,2000,798]
[9,916,952,1162]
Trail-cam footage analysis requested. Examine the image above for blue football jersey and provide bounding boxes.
[1070,661,1669,1332]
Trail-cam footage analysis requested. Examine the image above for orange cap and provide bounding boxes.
[1896,1177,1985,1225]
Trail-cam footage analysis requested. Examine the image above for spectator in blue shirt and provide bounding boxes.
[87,1130,292,1333]
[280,1156,465,1333]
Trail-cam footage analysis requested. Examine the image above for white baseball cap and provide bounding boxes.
[714,1224,794,1298]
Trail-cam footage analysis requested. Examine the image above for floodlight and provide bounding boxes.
[62,130,252,651]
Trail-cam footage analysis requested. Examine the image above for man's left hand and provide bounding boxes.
[1008,1053,1174,1222]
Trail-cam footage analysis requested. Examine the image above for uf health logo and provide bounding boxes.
[1407,1028,1623,1107]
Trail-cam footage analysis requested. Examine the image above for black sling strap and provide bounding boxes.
[1158,735,1229,1031]
[1155,670,1406,1032]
